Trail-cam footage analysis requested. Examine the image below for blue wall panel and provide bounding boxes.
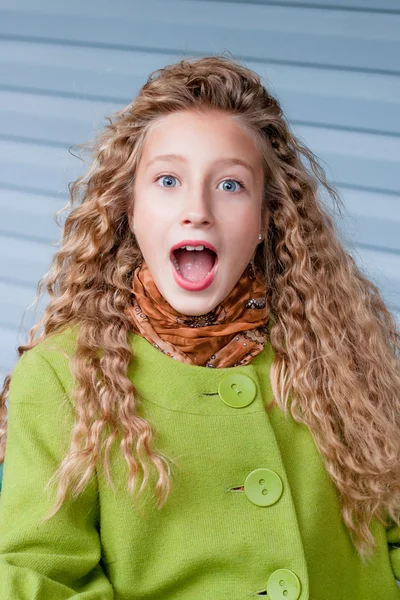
[0,0,399,378]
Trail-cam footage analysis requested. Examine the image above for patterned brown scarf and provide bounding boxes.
[124,260,271,368]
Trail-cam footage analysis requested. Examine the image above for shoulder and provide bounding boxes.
[10,327,143,398]
[35,324,79,365]
[10,325,79,399]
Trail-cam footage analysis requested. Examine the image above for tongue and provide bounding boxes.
[175,248,215,282]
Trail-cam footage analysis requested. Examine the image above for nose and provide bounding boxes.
[178,186,214,229]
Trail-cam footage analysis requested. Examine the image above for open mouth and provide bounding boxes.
[169,244,219,292]
[171,247,217,283]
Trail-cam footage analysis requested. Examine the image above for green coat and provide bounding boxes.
[0,326,399,599]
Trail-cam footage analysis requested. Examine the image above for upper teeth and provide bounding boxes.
[180,245,205,251]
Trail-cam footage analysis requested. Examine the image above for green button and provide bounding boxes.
[267,569,301,600]
[218,373,256,408]
[244,468,283,507]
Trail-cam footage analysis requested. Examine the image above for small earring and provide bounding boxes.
[258,234,262,241]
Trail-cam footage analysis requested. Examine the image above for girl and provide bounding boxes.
[0,55,399,600]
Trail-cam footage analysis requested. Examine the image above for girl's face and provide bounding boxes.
[131,109,266,316]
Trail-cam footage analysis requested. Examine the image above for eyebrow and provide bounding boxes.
[145,154,255,176]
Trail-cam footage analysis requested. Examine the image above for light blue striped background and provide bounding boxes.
[0,0,399,381]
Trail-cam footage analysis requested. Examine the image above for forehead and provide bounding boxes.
[144,153,256,177]
[139,109,263,174]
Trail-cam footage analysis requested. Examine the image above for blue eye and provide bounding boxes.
[157,175,178,188]
[218,179,244,193]
[155,175,245,192]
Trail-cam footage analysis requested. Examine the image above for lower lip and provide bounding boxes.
[171,256,218,291]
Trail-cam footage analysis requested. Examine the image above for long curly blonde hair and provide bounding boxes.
[1,54,399,563]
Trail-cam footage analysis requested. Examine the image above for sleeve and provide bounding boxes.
[0,349,114,599]
[387,522,400,583]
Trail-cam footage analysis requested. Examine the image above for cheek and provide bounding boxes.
[221,199,260,225]
[227,214,260,241]
[133,206,167,255]
[133,202,154,232]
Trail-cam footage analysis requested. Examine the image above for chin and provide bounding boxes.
[166,294,221,316]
